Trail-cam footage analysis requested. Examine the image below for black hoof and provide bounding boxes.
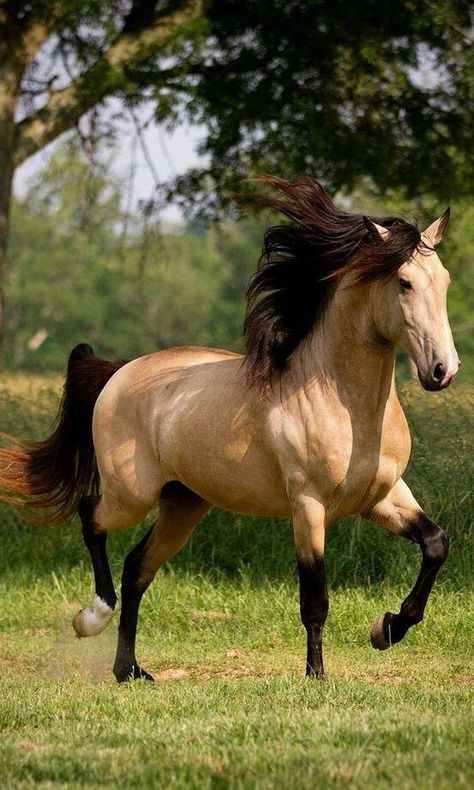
[114,664,155,683]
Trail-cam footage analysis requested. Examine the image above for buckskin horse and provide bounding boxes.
[0,177,459,681]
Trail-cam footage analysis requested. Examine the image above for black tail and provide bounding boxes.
[0,344,127,523]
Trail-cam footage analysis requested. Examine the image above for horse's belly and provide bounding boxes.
[157,402,291,517]
[176,464,291,518]
[168,444,291,517]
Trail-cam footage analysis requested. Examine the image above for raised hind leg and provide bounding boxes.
[113,486,210,683]
[72,492,153,638]
[72,496,119,637]
[366,478,449,650]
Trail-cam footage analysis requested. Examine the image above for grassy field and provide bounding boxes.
[0,374,472,788]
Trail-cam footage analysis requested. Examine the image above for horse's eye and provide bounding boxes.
[399,278,412,291]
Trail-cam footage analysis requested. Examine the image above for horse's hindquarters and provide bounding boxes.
[90,349,290,524]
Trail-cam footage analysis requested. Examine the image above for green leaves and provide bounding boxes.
[175,0,473,213]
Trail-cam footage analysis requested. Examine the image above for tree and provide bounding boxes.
[1,0,207,345]
[1,0,472,348]
[176,0,473,214]
[5,141,257,368]
[7,141,473,376]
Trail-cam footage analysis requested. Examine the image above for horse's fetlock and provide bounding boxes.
[114,661,154,683]
[73,595,118,638]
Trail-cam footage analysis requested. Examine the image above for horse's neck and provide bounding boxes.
[288,283,397,412]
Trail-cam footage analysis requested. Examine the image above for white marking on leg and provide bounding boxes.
[73,595,119,638]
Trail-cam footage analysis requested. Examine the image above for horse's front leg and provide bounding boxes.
[291,493,328,678]
[367,478,449,650]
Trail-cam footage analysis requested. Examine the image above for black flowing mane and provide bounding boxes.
[243,176,425,390]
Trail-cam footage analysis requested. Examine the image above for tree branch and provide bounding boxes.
[13,0,207,167]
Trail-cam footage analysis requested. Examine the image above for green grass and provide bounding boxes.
[0,375,472,788]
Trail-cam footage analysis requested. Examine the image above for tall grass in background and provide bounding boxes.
[0,374,471,591]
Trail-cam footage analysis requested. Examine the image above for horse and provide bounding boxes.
[0,176,459,682]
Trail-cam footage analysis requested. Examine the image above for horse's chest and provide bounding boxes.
[278,402,411,516]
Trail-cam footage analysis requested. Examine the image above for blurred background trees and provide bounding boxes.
[1,0,472,350]
[5,141,258,369]
[175,0,474,213]
[5,141,473,376]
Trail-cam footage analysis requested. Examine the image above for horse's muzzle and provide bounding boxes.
[418,364,459,391]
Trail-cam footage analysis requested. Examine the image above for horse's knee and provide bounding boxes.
[407,514,449,567]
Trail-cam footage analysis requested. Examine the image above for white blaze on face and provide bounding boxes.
[73,595,119,638]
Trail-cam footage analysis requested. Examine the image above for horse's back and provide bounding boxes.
[92,344,241,460]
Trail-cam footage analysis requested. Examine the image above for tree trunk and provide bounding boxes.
[0,125,15,359]
[0,53,19,360]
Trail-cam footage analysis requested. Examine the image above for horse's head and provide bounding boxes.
[369,210,460,391]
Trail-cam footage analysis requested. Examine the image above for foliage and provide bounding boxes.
[4,142,258,369]
[4,0,208,167]
[1,0,472,355]
[175,0,474,212]
[5,143,473,379]
[3,0,473,203]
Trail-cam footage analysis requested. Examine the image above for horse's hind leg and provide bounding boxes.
[366,478,449,650]
[72,496,120,637]
[72,492,153,638]
[113,487,210,683]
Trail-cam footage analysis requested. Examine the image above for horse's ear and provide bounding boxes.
[363,216,390,241]
[423,207,450,246]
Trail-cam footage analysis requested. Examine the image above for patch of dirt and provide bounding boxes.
[154,667,190,681]
[217,666,251,679]
[22,627,54,637]
[194,662,252,682]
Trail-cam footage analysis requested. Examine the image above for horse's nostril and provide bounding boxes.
[433,362,445,382]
